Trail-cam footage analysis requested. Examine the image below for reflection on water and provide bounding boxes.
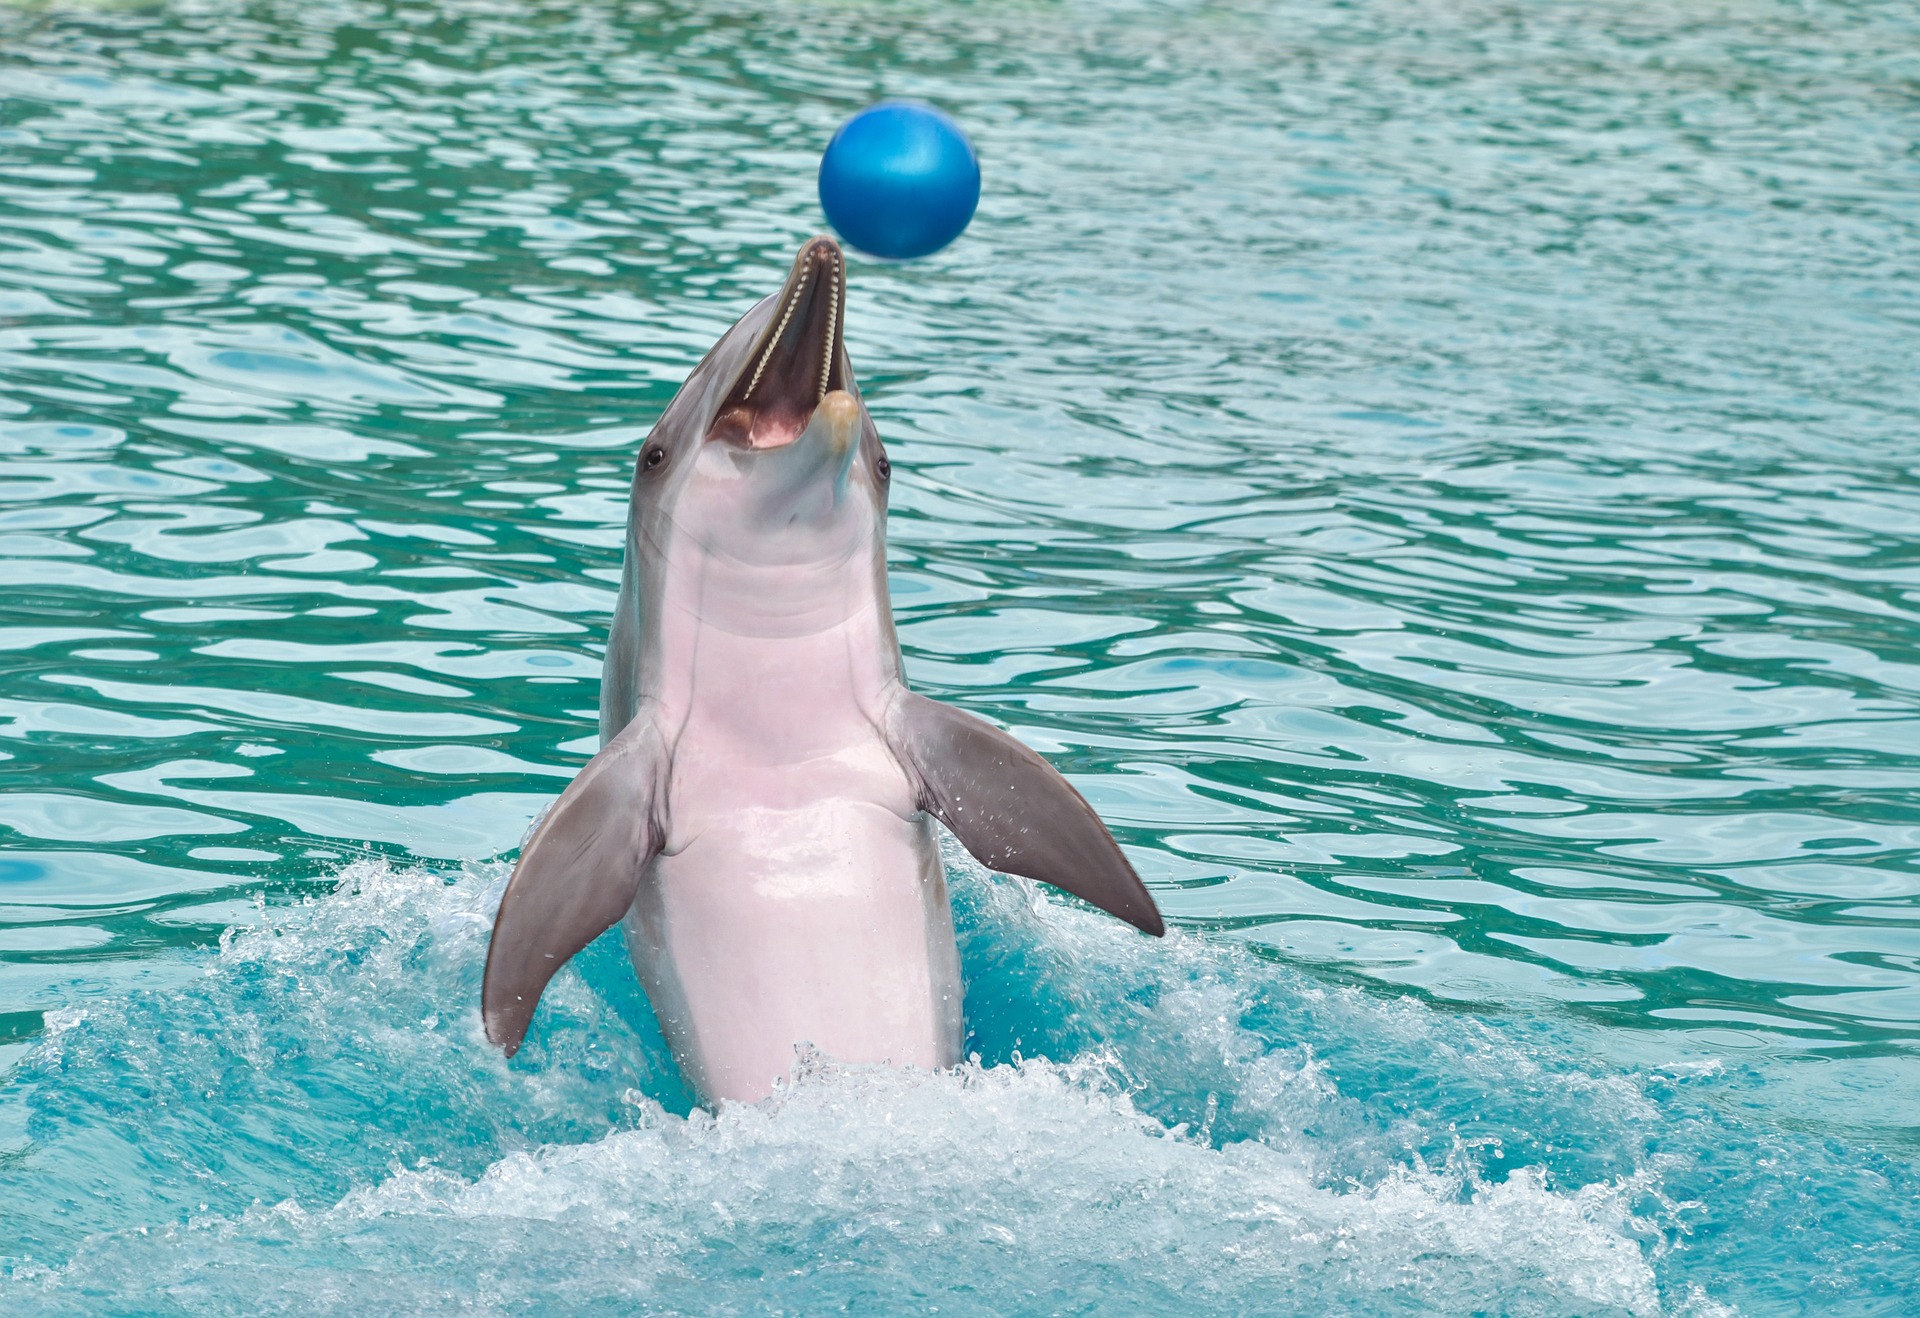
[1,0,1917,1310]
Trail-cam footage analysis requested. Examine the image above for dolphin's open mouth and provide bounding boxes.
[708,237,849,449]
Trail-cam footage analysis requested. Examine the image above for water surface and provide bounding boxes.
[1,0,1917,1312]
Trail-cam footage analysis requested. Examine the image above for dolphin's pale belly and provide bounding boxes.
[622,746,963,1104]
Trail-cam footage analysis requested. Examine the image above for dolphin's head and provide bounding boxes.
[631,237,891,564]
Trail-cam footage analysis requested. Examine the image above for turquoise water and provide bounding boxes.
[2,0,1917,1311]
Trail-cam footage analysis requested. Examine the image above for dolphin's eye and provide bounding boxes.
[875,455,891,481]
[643,445,667,472]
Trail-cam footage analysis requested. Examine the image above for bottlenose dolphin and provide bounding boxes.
[483,236,1164,1104]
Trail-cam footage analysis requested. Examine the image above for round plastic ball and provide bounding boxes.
[818,102,980,260]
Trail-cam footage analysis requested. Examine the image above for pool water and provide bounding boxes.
[1,0,1916,1312]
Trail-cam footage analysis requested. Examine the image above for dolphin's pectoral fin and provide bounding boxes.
[886,693,1165,937]
[482,714,667,1056]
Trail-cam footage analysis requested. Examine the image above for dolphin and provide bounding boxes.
[482,236,1164,1104]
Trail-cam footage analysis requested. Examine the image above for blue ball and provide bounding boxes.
[818,102,980,260]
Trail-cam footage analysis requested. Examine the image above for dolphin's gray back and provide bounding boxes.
[599,546,646,744]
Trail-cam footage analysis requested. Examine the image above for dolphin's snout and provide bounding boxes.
[796,233,841,273]
[708,237,849,450]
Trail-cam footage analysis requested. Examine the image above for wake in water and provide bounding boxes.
[0,855,1906,1315]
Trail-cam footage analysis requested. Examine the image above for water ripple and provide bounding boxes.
[0,0,1917,1303]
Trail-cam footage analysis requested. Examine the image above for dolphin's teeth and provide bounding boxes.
[744,263,809,402]
[819,253,840,404]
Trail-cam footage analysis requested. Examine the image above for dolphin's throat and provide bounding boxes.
[709,237,849,450]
